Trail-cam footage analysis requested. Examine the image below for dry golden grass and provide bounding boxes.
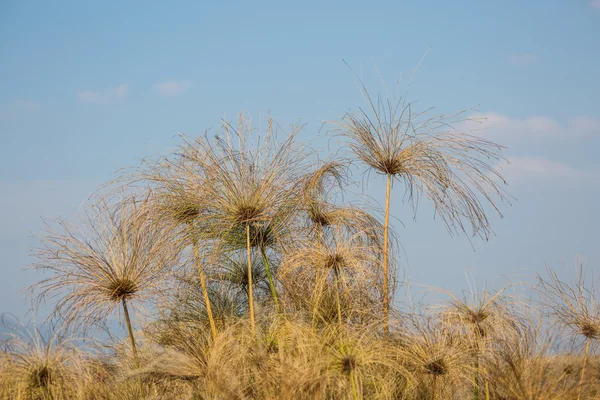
[29,198,176,370]
[0,316,85,400]
[12,99,596,399]
[538,263,600,400]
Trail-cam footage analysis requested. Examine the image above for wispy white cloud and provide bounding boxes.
[463,112,600,143]
[0,100,40,120]
[77,84,129,104]
[591,0,600,9]
[509,53,536,67]
[154,80,193,96]
[496,156,599,187]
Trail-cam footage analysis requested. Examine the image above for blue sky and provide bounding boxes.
[1,1,599,319]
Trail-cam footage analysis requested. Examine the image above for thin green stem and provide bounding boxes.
[246,223,255,335]
[260,245,279,310]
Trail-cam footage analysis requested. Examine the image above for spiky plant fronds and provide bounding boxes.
[321,322,412,400]
[336,85,508,238]
[119,141,297,334]
[142,320,250,399]
[179,114,307,234]
[485,323,582,400]
[298,161,348,231]
[212,251,272,307]
[116,153,221,340]
[400,316,476,400]
[30,199,175,369]
[0,317,82,400]
[438,286,526,399]
[279,228,385,325]
[538,262,600,399]
[217,216,296,311]
[440,287,524,341]
[298,161,384,247]
[154,268,248,334]
[300,161,347,202]
[538,263,600,343]
[335,74,509,333]
[175,114,309,333]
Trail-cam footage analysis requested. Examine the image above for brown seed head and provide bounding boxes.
[30,364,53,389]
[563,364,575,375]
[579,321,600,339]
[469,309,488,324]
[107,278,139,301]
[375,154,405,176]
[424,358,448,376]
[324,253,346,273]
[175,205,201,223]
[340,355,357,375]
[234,204,262,224]
[308,204,332,227]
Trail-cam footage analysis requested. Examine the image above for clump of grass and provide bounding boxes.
[0,316,82,400]
[538,262,600,400]
[322,322,411,400]
[279,228,383,326]
[30,198,175,370]
[400,316,475,400]
[484,322,581,400]
[439,286,526,399]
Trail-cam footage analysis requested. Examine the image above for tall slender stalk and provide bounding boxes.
[311,270,321,327]
[311,271,324,327]
[339,76,509,337]
[577,337,591,400]
[315,228,324,289]
[431,375,438,400]
[122,298,139,369]
[350,370,359,400]
[334,268,343,326]
[246,223,255,335]
[122,299,144,396]
[483,346,490,400]
[260,245,279,310]
[312,227,325,324]
[189,223,217,340]
[382,173,391,335]
[473,349,479,400]
[472,335,481,400]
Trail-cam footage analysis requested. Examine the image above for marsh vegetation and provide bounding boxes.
[2,82,598,400]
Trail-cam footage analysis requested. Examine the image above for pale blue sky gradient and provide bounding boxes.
[1,1,599,318]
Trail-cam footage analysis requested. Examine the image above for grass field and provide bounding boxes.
[2,100,598,399]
